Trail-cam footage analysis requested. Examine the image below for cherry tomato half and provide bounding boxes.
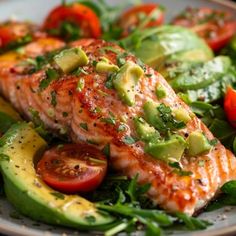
[118,3,164,37]
[224,86,236,128]
[0,22,33,49]
[173,7,236,51]
[42,3,101,40]
[37,144,107,193]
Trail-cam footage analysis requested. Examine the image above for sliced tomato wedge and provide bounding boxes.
[42,3,101,40]
[0,22,33,49]
[37,144,107,193]
[173,7,236,51]
[224,86,236,128]
[118,3,164,37]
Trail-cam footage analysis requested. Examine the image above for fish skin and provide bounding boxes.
[0,38,236,215]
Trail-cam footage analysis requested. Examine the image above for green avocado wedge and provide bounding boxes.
[0,123,113,229]
[120,26,213,69]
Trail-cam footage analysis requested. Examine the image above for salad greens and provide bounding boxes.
[86,174,211,235]
[1,0,236,235]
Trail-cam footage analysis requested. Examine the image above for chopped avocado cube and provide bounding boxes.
[155,84,166,99]
[54,47,89,74]
[143,101,165,130]
[134,117,160,142]
[113,61,144,106]
[187,131,212,156]
[96,57,119,73]
[145,135,186,162]
[0,123,113,228]
[173,108,191,123]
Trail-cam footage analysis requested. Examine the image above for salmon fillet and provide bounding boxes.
[0,37,236,215]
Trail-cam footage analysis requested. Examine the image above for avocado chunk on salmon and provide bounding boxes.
[145,135,187,162]
[113,61,144,106]
[187,131,212,156]
[0,123,113,229]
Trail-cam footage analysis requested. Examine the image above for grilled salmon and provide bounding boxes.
[0,38,236,215]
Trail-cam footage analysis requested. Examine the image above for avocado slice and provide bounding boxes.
[134,117,160,142]
[0,123,113,229]
[129,26,213,69]
[145,135,187,162]
[187,131,212,156]
[170,56,231,91]
[113,61,144,106]
[0,97,21,133]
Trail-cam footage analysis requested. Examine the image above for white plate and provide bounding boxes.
[0,0,236,235]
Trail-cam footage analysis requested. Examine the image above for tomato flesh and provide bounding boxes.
[42,3,101,40]
[37,144,107,193]
[0,22,33,49]
[224,87,236,128]
[118,3,164,37]
[173,7,236,51]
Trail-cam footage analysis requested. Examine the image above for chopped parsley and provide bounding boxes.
[80,122,88,131]
[123,135,137,145]
[169,162,193,176]
[73,67,88,76]
[102,143,110,158]
[117,123,127,132]
[157,103,186,131]
[117,52,129,67]
[50,91,57,107]
[76,78,85,92]
[100,114,116,125]
[39,68,59,91]
[62,112,68,117]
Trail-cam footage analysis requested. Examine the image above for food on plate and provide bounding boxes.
[117,3,164,37]
[224,86,236,128]
[37,143,108,193]
[0,123,113,228]
[0,1,236,235]
[42,2,102,41]
[121,25,214,69]
[0,37,236,217]
[172,7,236,51]
[0,21,46,53]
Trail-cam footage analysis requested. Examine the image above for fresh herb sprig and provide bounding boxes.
[206,180,236,211]
[91,174,211,235]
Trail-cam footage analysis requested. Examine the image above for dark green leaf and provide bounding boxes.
[176,212,211,230]
[102,143,110,158]
[221,180,236,196]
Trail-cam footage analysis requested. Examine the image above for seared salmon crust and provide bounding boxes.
[0,37,236,215]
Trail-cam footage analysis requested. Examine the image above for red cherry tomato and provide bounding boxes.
[43,3,101,40]
[224,87,236,128]
[118,3,164,37]
[37,144,107,193]
[173,7,236,51]
[0,22,33,49]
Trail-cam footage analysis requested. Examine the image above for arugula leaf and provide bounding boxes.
[206,181,236,211]
[175,212,211,230]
